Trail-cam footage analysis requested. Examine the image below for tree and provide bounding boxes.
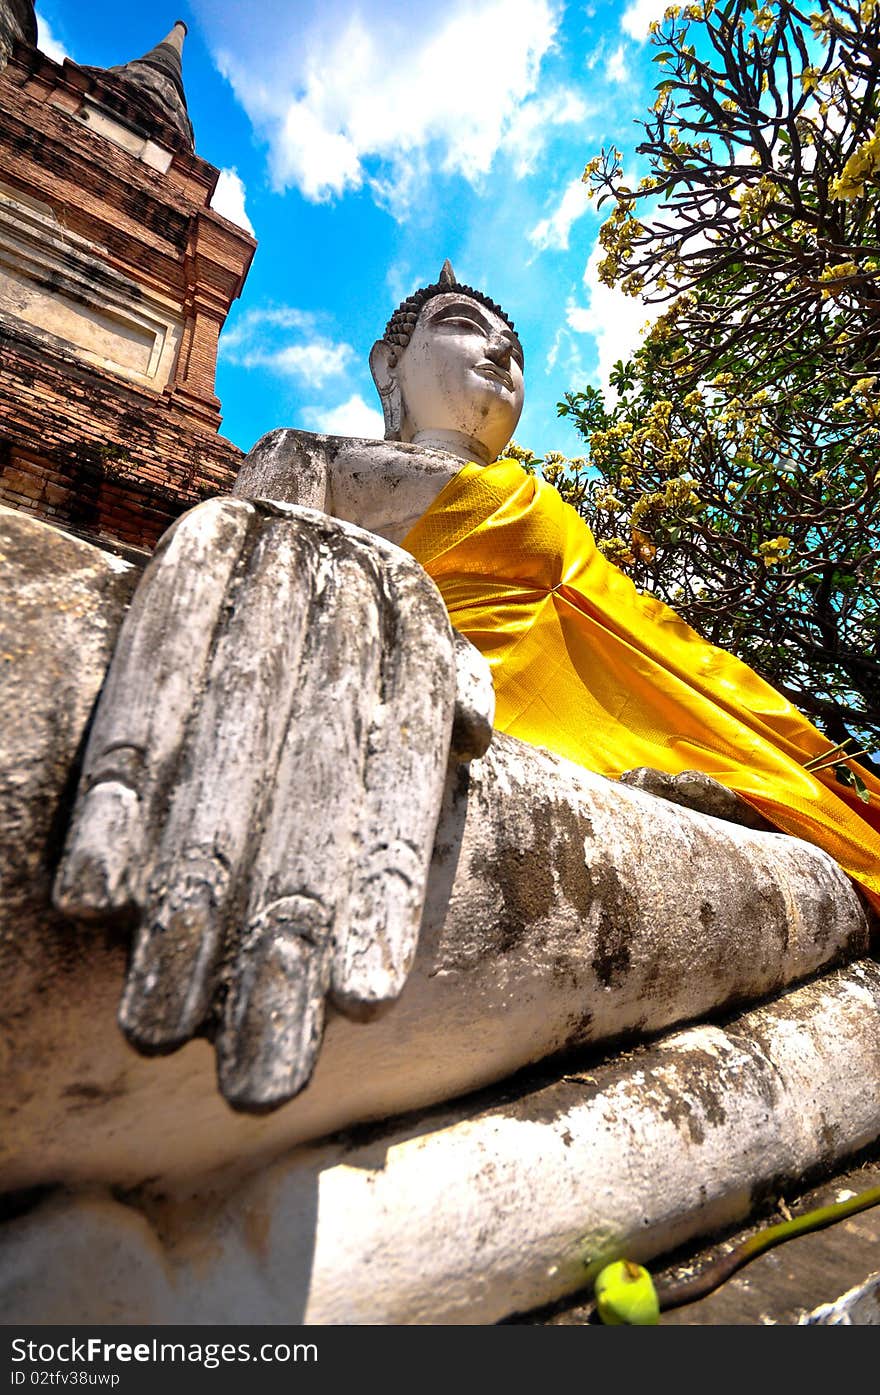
[555,0,880,764]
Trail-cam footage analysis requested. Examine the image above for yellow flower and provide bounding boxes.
[739,175,779,227]
[598,538,636,567]
[819,261,859,298]
[597,254,619,286]
[829,123,880,201]
[757,536,792,567]
[595,487,624,511]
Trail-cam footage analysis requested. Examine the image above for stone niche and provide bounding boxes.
[58,94,175,174]
[0,179,182,389]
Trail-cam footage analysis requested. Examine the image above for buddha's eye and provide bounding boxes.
[441,317,486,333]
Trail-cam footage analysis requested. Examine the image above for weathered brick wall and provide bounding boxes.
[0,325,243,550]
[0,35,255,550]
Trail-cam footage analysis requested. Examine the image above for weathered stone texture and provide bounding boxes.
[2,960,880,1324]
[1,511,872,1198]
[0,506,138,1031]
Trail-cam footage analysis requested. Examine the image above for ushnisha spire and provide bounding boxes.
[100,20,194,150]
[381,260,523,363]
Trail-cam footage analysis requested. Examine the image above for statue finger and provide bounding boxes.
[216,532,384,1110]
[619,767,773,831]
[53,498,254,920]
[331,541,456,1020]
[119,510,318,1051]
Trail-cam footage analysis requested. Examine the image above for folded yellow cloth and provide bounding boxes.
[404,458,880,911]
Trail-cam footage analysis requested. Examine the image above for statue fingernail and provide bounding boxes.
[54,782,139,917]
[120,880,222,1048]
[218,895,333,1111]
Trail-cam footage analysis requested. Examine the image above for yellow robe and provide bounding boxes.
[403,458,880,912]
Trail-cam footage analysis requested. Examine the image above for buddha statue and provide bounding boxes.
[229,260,524,543]
[53,260,880,1122]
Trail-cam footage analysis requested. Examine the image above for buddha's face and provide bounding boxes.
[373,292,525,460]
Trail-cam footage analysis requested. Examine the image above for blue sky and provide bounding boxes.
[34,0,671,459]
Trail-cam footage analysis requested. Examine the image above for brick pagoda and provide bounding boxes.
[0,4,256,551]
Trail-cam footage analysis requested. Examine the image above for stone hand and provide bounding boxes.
[619,767,773,831]
[53,497,485,1112]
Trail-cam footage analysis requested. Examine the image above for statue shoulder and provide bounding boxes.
[233,428,463,545]
[232,427,338,511]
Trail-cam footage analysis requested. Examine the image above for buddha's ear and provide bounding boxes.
[369,339,403,441]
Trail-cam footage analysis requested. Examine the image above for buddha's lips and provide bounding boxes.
[475,362,514,391]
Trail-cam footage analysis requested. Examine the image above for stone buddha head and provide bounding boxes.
[370,261,525,465]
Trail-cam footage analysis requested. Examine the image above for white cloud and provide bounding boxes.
[304,393,386,438]
[219,306,353,388]
[210,168,255,235]
[208,0,575,211]
[621,0,668,40]
[529,177,592,253]
[36,11,69,63]
[257,341,352,385]
[584,37,607,72]
[605,43,629,84]
[501,89,590,180]
[219,306,315,355]
[545,324,584,381]
[546,327,563,372]
[566,241,655,389]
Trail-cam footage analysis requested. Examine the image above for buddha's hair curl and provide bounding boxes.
[380,266,523,366]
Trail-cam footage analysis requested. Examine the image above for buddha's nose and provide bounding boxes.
[485,334,512,366]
